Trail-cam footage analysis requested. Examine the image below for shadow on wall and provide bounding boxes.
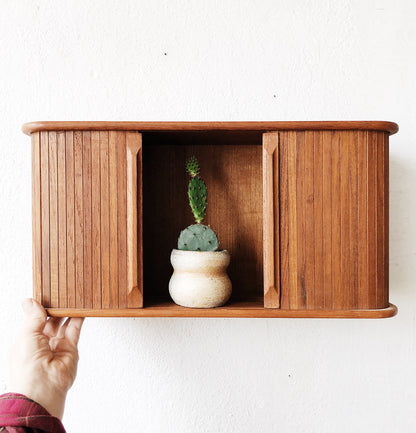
[389,152,416,294]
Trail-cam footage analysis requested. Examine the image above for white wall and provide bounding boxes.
[0,1,415,432]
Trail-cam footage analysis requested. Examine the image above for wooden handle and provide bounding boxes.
[263,132,280,308]
[127,132,143,308]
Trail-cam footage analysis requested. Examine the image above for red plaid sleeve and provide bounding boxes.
[0,393,66,433]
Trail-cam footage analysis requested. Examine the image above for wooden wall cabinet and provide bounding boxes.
[23,121,399,318]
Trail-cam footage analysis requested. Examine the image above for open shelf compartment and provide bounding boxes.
[142,130,264,308]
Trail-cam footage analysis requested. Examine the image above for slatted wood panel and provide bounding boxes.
[275,130,389,310]
[31,131,143,309]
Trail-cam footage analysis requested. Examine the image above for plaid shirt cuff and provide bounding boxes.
[0,393,66,433]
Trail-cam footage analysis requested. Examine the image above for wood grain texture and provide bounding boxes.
[331,131,342,309]
[279,132,290,309]
[57,132,67,308]
[296,131,306,309]
[357,131,368,308]
[323,131,333,309]
[40,131,50,307]
[91,131,101,309]
[100,131,110,308]
[49,132,59,307]
[31,132,42,304]
[45,302,398,319]
[288,131,298,309]
[66,132,75,308]
[32,130,137,310]
[384,133,389,309]
[83,131,92,309]
[304,131,315,310]
[127,132,143,308]
[367,131,377,308]
[279,129,390,310]
[74,131,84,308]
[262,132,280,308]
[349,131,359,309]
[23,121,399,135]
[313,131,324,309]
[340,130,350,309]
[117,132,128,308]
[376,132,388,308]
[29,125,393,317]
[109,131,118,308]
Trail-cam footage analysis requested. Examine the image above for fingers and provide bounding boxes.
[44,317,65,338]
[65,318,84,347]
[21,298,47,333]
[57,317,84,347]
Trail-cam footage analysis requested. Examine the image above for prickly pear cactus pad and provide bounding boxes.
[186,156,200,177]
[188,177,207,224]
[178,224,219,252]
[186,156,207,224]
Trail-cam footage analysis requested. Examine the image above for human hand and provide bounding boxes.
[8,299,84,419]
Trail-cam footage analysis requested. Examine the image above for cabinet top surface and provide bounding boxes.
[22,121,399,135]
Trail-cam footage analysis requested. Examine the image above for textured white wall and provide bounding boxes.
[0,0,415,432]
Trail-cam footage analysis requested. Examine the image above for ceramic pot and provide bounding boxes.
[169,249,232,308]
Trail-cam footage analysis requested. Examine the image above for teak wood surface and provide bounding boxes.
[23,121,399,135]
[27,121,398,318]
[45,302,397,318]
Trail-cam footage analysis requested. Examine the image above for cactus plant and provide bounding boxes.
[177,156,219,252]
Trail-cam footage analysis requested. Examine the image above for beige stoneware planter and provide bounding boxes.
[169,249,232,308]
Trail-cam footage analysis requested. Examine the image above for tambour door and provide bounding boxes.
[31,130,143,311]
[263,130,389,311]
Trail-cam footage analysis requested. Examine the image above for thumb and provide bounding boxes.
[21,298,47,333]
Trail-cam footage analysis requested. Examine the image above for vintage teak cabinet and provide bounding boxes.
[23,121,398,318]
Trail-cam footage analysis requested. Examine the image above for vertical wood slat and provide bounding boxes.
[296,132,306,308]
[357,131,368,309]
[376,132,388,308]
[66,132,76,308]
[49,132,59,307]
[40,131,50,307]
[332,131,342,309]
[32,132,42,304]
[262,132,280,308]
[83,132,92,309]
[278,129,389,311]
[279,132,290,309]
[367,131,377,308]
[349,131,359,309]
[384,132,389,308]
[313,131,324,309]
[288,131,298,309]
[91,132,102,310]
[322,131,333,309]
[304,131,315,309]
[109,131,119,308]
[74,131,84,308]
[127,132,143,308]
[57,132,67,308]
[100,131,110,308]
[340,130,350,309]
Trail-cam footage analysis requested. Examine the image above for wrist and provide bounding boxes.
[7,383,67,419]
